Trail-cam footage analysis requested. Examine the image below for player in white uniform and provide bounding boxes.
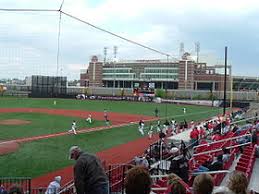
[68,120,77,134]
[148,124,153,139]
[138,120,145,136]
[162,125,167,135]
[171,118,176,134]
[86,114,92,124]
[157,120,161,132]
[183,107,186,114]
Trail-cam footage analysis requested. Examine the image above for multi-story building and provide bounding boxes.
[80,53,231,91]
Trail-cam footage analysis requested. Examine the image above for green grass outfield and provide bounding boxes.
[0,113,103,140]
[0,98,222,117]
[0,98,222,177]
[0,124,143,177]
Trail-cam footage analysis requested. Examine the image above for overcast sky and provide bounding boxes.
[0,0,258,80]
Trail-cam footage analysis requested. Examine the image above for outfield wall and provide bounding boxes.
[77,87,259,102]
[2,85,259,101]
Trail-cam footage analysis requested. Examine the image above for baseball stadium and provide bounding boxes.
[0,1,259,194]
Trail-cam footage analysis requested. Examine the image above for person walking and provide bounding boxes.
[69,146,109,194]
[45,176,61,194]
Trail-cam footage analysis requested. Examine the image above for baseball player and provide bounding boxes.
[154,107,159,117]
[183,107,186,114]
[68,120,77,135]
[104,109,110,126]
[162,124,167,135]
[86,114,92,124]
[148,124,153,139]
[171,118,176,134]
[157,120,161,132]
[138,120,145,136]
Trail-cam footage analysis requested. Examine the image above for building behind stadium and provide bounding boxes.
[80,53,233,91]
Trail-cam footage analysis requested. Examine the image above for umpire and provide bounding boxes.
[69,146,109,194]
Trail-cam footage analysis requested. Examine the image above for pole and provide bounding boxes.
[112,61,115,96]
[230,66,233,111]
[223,46,228,116]
[185,60,188,90]
[211,82,214,107]
[165,55,169,119]
[113,46,117,96]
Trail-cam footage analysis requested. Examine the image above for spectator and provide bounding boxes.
[180,140,187,157]
[8,185,23,194]
[222,148,231,163]
[190,127,199,146]
[45,176,61,194]
[236,135,250,144]
[0,185,7,194]
[168,173,186,194]
[125,166,151,194]
[199,127,206,139]
[169,149,189,183]
[159,129,166,141]
[212,132,221,141]
[255,122,259,132]
[184,119,188,130]
[208,121,213,132]
[251,129,257,145]
[208,155,223,171]
[227,171,248,194]
[69,146,109,194]
[231,125,238,133]
[134,156,149,169]
[193,174,214,194]
[190,120,195,129]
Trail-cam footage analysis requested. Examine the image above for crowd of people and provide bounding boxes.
[123,165,255,194]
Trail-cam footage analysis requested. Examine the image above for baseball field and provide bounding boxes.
[0,97,221,183]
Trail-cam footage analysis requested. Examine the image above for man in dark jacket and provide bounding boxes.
[69,146,109,194]
[169,151,189,183]
[208,155,223,171]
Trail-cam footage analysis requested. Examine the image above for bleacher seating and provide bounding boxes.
[151,176,191,194]
[192,127,252,184]
[235,144,256,181]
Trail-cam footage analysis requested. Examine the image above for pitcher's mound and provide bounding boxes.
[0,119,31,125]
[0,141,20,155]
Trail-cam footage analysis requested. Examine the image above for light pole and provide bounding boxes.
[223,46,228,116]
[113,61,115,96]
[113,46,117,96]
[165,55,170,119]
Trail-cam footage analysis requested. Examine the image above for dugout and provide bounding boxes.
[30,75,67,98]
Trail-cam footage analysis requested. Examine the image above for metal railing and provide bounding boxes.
[0,177,31,194]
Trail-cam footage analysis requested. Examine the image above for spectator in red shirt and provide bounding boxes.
[212,132,221,141]
[190,127,199,146]
[199,127,206,139]
[208,122,213,131]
